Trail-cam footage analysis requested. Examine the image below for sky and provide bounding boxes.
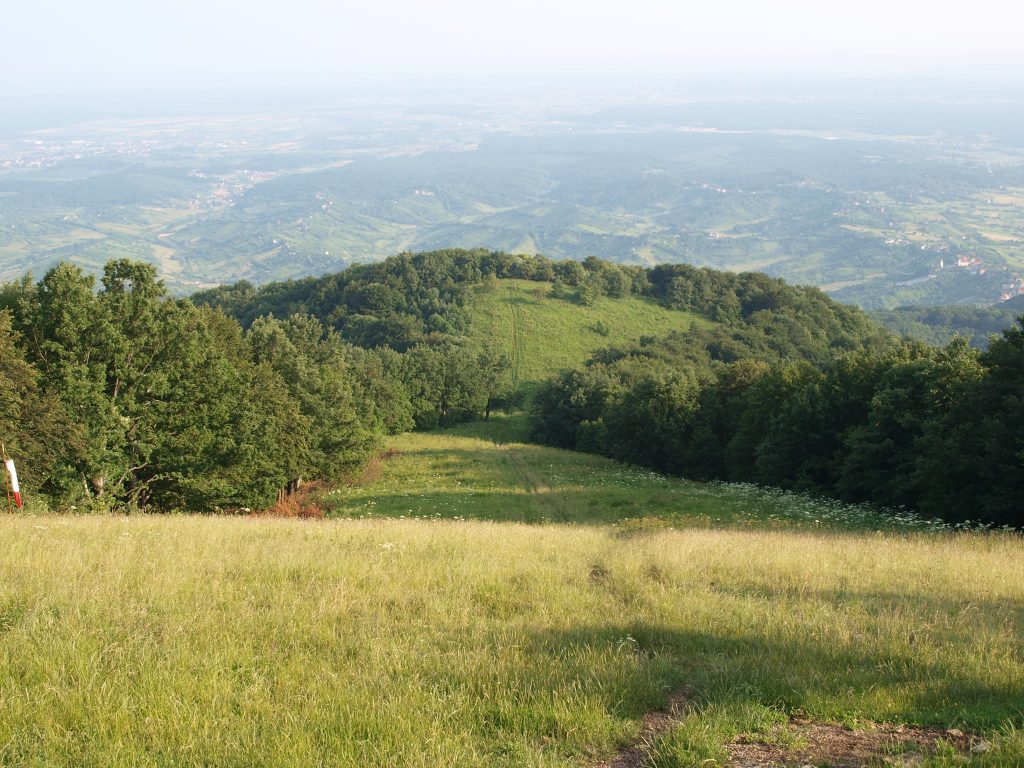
[4,0,1024,96]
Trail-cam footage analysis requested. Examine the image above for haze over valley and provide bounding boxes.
[3,80,1024,309]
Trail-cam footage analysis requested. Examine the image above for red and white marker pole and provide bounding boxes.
[4,458,21,509]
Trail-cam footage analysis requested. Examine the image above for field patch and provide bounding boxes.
[0,514,1019,766]
[467,280,708,391]
[324,422,950,533]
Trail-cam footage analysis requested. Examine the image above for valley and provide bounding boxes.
[4,95,1024,308]
[5,3,1024,766]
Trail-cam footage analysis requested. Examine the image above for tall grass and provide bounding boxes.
[0,515,1020,766]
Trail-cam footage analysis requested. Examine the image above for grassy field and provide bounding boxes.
[323,419,949,533]
[0,423,1021,767]
[466,281,707,390]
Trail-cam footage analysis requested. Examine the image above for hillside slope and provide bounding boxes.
[873,295,1024,348]
[192,249,887,369]
[466,280,709,390]
[323,418,944,532]
[1,424,1018,765]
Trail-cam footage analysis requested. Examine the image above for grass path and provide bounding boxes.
[323,419,951,533]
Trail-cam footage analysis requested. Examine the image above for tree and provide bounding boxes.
[248,314,378,486]
[838,340,982,509]
[475,348,515,420]
[0,311,77,501]
[603,367,703,473]
[915,322,1024,526]
[403,343,487,428]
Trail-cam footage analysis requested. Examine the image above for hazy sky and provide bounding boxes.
[5,0,1023,94]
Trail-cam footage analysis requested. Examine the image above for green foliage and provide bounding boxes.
[0,310,76,496]
[196,251,882,365]
[246,314,379,483]
[12,248,1020,526]
[913,327,1024,527]
[194,249,657,352]
[0,260,397,511]
[533,322,1024,526]
[872,297,1024,348]
[194,249,500,349]
[401,343,485,429]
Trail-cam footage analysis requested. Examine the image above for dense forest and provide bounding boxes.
[0,257,518,511]
[872,296,1024,348]
[531,327,1024,528]
[2,248,1021,527]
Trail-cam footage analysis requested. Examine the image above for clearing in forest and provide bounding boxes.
[467,280,707,391]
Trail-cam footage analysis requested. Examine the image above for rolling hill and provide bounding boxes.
[5,99,1024,307]
[872,295,1024,348]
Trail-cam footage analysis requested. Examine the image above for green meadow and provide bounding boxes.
[0,422,1020,766]
[324,420,949,533]
[466,281,707,390]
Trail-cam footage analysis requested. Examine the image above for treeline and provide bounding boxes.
[1,249,905,515]
[872,296,1024,349]
[532,326,1024,528]
[0,260,514,511]
[193,249,883,354]
[193,249,649,349]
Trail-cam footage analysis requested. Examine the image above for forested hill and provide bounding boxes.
[872,295,1024,348]
[193,248,888,360]
[4,249,1022,526]
[0,250,883,516]
[532,312,1024,528]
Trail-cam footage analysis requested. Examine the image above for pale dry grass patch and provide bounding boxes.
[0,516,1019,766]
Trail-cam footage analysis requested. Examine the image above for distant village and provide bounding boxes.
[939,254,986,275]
[935,255,1024,303]
[999,277,1024,302]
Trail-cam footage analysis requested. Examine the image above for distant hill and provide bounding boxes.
[872,295,1024,348]
[193,249,888,378]
[6,108,1024,307]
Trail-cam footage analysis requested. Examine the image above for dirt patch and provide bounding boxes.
[727,716,984,767]
[351,449,402,487]
[590,695,985,768]
[590,689,693,768]
[255,482,326,519]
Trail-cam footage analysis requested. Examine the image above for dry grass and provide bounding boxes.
[0,512,1019,767]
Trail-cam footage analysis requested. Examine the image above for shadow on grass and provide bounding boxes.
[326,480,923,534]
[324,483,700,526]
[440,413,535,444]
[709,582,1024,627]
[522,622,1024,732]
